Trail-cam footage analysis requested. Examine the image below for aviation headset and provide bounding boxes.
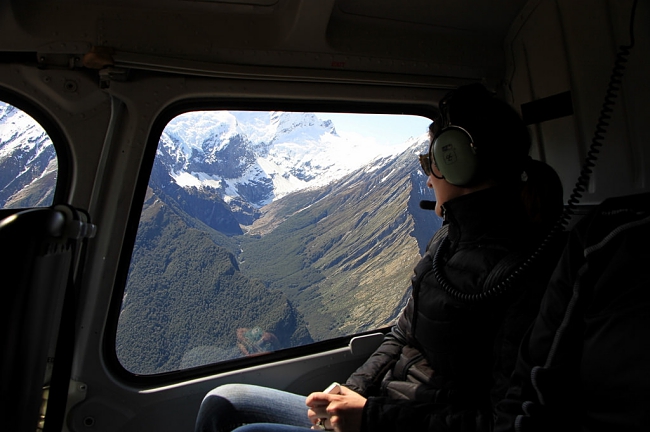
[430,126,478,187]
[428,86,484,186]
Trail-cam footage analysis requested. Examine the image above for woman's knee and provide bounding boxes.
[203,384,277,407]
[204,384,256,402]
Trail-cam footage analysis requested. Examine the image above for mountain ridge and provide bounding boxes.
[159,110,423,210]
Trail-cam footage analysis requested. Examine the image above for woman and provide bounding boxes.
[195,84,564,432]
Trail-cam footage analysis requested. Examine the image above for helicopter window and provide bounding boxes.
[0,100,58,209]
[115,110,438,375]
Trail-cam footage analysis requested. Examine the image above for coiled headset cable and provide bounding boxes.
[432,0,639,304]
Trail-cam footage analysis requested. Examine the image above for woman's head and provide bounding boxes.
[422,83,563,223]
[427,83,531,186]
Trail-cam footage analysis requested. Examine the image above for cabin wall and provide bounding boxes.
[506,0,650,204]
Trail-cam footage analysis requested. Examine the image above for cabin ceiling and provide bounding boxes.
[1,0,530,82]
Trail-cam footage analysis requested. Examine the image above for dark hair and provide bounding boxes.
[432,83,531,184]
[520,158,564,228]
[431,84,563,226]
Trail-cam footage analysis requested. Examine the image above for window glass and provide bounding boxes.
[116,110,440,374]
[0,100,58,208]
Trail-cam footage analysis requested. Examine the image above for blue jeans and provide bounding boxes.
[195,384,313,432]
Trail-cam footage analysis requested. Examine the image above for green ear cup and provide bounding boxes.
[431,126,478,186]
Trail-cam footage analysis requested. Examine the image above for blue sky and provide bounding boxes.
[316,112,431,148]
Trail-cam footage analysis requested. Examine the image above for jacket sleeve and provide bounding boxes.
[494,228,586,432]
[344,234,438,397]
[489,232,567,411]
[344,308,411,396]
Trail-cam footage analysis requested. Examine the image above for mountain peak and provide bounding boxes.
[157,111,425,210]
[269,111,338,142]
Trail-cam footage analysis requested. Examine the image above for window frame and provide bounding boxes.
[104,97,436,385]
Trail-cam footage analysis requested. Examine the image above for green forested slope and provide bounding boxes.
[117,195,312,374]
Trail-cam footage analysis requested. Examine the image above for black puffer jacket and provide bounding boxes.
[344,186,563,432]
[495,192,650,432]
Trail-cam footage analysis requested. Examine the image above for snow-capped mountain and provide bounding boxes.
[0,102,57,208]
[157,111,421,208]
[0,103,427,219]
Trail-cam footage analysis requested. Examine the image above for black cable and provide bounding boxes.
[433,0,639,304]
[561,0,637,224]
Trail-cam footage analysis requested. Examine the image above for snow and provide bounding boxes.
[171,171,203,188]
[0,102,50,159]
[1,100,429,210]
[156,110,429,206]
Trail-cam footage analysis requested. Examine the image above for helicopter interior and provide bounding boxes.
[0,0,648,431]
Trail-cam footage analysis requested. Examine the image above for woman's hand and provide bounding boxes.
[306,386,367,432]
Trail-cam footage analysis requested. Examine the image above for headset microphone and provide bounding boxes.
[419,200,437,211]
